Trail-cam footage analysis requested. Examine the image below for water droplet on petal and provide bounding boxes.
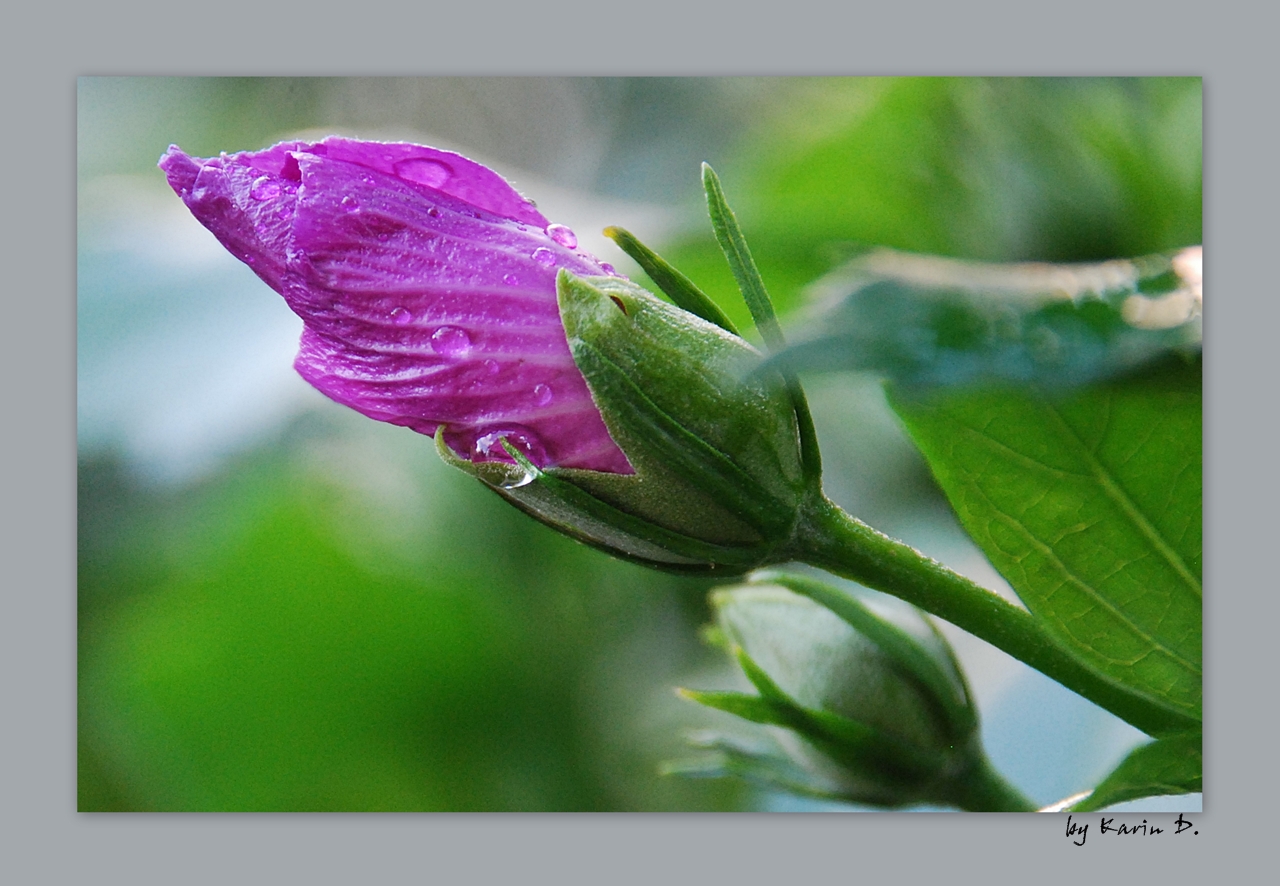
[533,384,554,406]
[483,359,502,376]
[599,262,617,276]
[394,157,452,188]
[532,247,557,266]
[473,427,547,469]
[341,195,359,211]
[431,325,472,358]
[503,273,520,286]
[546,224,577,249]
[390,307,414,326]
[250,176,281,200]
[427,206,441,218]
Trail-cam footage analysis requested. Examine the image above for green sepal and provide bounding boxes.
[749,571,977,743]
[433,428,762,573]
[711,583,970,754]
[603,225,739,334]
[678,649,955,805]
[732,646,944,781]
[569,340,793,537]
[557,271,806,545]
[701,164,823,486]
[679,676,937,786]
[661,732,855,802]
[676,687,793,728]
[701,163,786,353]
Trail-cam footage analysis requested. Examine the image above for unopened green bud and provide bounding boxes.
[679,579,1031,810]
[716,583,970,751]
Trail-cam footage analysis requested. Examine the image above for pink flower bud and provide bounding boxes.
[160,137,631,474]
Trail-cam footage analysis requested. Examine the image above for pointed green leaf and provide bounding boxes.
[702,163,786,352]
[676,688,792,728]
[1069,732,1201,812]
[701,165,823,483]
[886,356,1202,721]
[603,226,739,334]
[662,732,859,802]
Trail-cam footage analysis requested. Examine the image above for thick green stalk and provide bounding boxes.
[793,495,1200,738]
[945,750,1038,813]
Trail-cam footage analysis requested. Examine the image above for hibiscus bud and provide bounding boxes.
[161,138,807,572]
[159,137,631,474]
[440,272,808,573]
[681,578,1030,809]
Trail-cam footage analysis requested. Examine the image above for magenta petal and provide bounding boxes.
[160,139,632,475]
[317,137,550,228]
[159,145,299,293]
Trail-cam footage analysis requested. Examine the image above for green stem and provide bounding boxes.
[946,750,1038,812]
[794,496,1199,737]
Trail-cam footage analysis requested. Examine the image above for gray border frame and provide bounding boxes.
[8,0,1269,881]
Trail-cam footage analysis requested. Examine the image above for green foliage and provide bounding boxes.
[77,442,742,812]
[1070,732,1202,812]
[650,78,1202,333]
[762,248,1201,388]
[659,80,1202,808]
[886,356,1202,723]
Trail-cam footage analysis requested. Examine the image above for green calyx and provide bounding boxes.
[433,272,808,574]
[680,579,1032,810]
[715,583,972,748]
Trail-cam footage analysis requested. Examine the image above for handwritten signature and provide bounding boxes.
[1065,813,1199,846]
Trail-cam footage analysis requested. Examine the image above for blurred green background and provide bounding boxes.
[78,77,1201,811]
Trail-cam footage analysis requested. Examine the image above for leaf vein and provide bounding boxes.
[1040,399,1202,599]
[966,482,1202,680]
